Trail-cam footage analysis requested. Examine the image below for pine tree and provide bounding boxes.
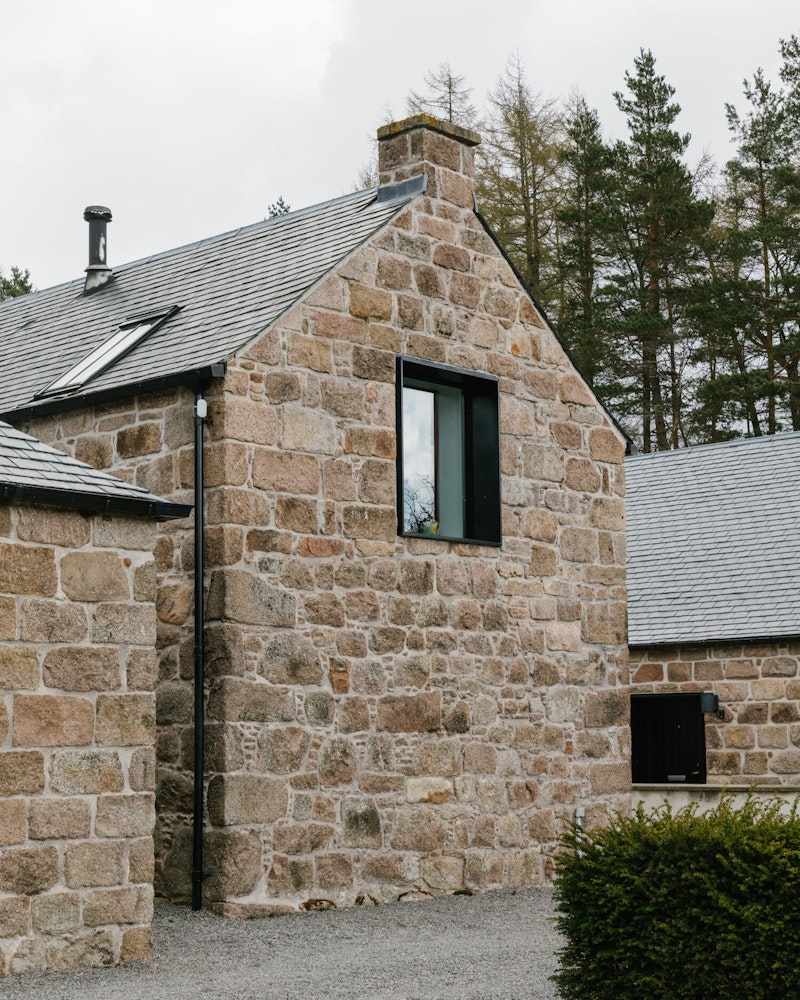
[557,97,616,390]
[0,266,33,301]
[601,50,713,450]
[407,64,480,129]
[476,57,564,312]
[724,61,800,432]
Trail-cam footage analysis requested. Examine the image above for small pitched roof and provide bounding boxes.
[0,421,190,519]
[0,178,424,419]
[626,433,800,646]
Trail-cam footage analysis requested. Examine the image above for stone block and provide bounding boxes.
[316,853,354,891]
[421,856,464,891]
[0,845,58,894]
[0,750,44,796]
[207,774,289,825]
[46,928,116,971]
[31,892,81,934]
[13,694,94,747]
[17,506,91,547]
[391,807,446,852]
[349,284,393,321]
[0,595,15,640]
[43,645,120,691]
[0,645,40,690]
[20,598,87,643]
[338,697,370,734]
[207,569,296,627]
[96,793,155,838]
[129,746,156,791]
[256,726,311,773]
[93,517,158,551]
[406,777,452,803]
[0,799,26,845]
[267,854,314,897]
[61,551,130,601]
[50,749,124,794]
[121,926,153,964]
[273,822,333,855]
[305,593,346,627]
[589,762,630,794]
[0,895,30,937]
[305,690,335,726]
[92,603,156,645]
[156,583,193,625]
[129,837,155,884]
[589,426,626,464]
[377,693,441,732]
[65,840,125,888]
[343,505,396,541]
[96,693,156,746]
[82,887,139,927]
[29,798,91,840]
[156,682,193,725]
[208,677,295,723]
[203,829,263,901]
[117,422,162,458]
[282,408,336,454]
[318,736,358,785]
[258,631,323,685]
[253,450,320,495]
[341,797,382,847]
[0,545,57,603]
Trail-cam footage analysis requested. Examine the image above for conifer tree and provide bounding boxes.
[601,50,713,450]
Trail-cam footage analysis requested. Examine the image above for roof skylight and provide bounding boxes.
[37,307,178,397]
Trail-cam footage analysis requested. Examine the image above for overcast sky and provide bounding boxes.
[2,0,797,290]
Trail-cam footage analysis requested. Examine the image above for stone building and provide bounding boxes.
[0,420,188,973]
[0,115,629,918]
[626,432,800,810]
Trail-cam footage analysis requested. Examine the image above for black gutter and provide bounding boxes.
[192,390,207,911]
[0,363,226,424]
[0,483,191,520]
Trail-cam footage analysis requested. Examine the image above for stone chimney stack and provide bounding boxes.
[377,114,480,209]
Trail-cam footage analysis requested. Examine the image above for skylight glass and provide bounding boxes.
[37,308,175,397]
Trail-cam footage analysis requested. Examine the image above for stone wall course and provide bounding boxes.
[9,122,628,921]
[0,499,159,974]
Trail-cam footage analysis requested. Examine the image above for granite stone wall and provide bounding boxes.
[21,389,197,901]
[630,641,800,784]
[194,118,628,913]
[0,503,158,974]
[18,117,630,914]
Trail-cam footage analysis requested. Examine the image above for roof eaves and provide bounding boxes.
[0,482,192,521]
[0,363,226,423]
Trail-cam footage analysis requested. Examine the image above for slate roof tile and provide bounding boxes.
[0,179,423,417]
[626,433,800,645]
[0,420,188,518]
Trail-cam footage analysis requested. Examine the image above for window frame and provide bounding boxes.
[630,692,707,784]
[36,306,178,398]
[396,355,501,547]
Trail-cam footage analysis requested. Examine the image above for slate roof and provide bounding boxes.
[0,420,190,519]
[0,177,425,419]
[626,433,800,646]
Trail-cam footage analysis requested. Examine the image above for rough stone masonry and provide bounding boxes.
[20,115,630,916]
[0,503,158,974]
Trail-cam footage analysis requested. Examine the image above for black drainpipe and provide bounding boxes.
[192,390,208,911]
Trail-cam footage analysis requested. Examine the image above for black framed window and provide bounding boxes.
[396,356,501,546]
[631,692,707,784]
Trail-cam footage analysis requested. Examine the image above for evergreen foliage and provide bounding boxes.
[553,798,800,1000]
[0,265,32,301]
[408,37,800,449]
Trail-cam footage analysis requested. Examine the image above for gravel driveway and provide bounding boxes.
[4,888,562,999]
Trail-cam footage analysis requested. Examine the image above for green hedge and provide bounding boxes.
[552,798,800,1000]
